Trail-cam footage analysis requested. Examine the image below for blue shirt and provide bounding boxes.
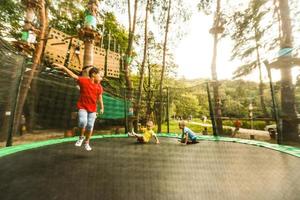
[182,127,197,140]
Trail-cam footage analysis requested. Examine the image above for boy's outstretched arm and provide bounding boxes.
[98,94,104,114]
[153,133,160,144]
[184,132,188,145]
[53,63,78,80]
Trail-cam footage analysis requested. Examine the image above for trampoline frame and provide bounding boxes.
[0,134,300,158]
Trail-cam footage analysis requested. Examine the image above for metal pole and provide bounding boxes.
[166,87,170,133]
[114,38,116,52]
[124,88,128,133]
[264,61,282,144]
[107,31,111,51]
[249,101,254,139]
[6,58,26,146]
[206,82,218,136]
[104,32,108,77]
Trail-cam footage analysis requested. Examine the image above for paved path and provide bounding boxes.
[190,121,270,137]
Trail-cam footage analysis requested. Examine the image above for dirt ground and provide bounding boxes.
[0,128,124,148]
[0,130,64,148]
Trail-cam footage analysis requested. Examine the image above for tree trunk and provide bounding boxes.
[83,0,99,67]
[254,28,268,117]
[127,0,132,35]
[158,0,171,133]
[12,0,47,144]
[278,0,298,141]
[258,72,268,117]
[210,0,223,135]
[124,0,138,91]
[84,40,94,67]
[135,0,150,130]
[274,0,282,39]
[26,80,37,133]
[124,0,138,132]
[146,63,152,121]
[25,4,49,134]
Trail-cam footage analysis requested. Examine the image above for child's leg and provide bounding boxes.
[85,130,93,142]
[132,132,143,138]
[79,127,86,137]
[137,136,144,143]
[191,138,199,144]
[129,132,145,143]
[85,112,97,143]
[232,128,238,137]
[78,109,88,137]
[75,109,88,147]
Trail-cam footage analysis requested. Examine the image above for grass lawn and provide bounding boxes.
[161,119,210,134]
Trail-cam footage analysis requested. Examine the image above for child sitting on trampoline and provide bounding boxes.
[53,63,104,151]
[179,121,199,145]
[128,121,160,144]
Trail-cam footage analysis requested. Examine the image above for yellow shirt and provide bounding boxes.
[142,129,156,143]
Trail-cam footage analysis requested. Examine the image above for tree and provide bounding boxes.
[230,0,269,117]
[124,0,138,91]
[157,0,172,133]
[174,93,201,118]
[135,0,151,129]
[48,0,85,35]
[0,0,23,39]
[277,0,298,141]
[198,0,228,134]
[121,0,138,132]
[11,0,48,145]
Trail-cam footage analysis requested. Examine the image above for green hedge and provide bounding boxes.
[222,120,270,130]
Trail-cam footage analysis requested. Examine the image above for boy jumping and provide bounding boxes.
[53,63,104,151]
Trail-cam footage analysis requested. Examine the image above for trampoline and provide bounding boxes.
[0,135,300,200]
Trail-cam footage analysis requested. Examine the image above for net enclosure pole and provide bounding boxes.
[124,88,128,133]
[206,82,218,136]
[166,87,170,133]
[6,58,26,147]
[264,61,282,144]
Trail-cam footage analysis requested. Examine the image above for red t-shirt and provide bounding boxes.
[77,77,103,112]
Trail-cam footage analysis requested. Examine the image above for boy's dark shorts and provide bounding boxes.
[137,137,145,143]
[180,138,199,144]
[189,138,199,144]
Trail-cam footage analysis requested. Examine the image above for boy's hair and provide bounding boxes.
[179,120,186,127]
[146,121,154,127]
[88,66,99,77]
[80,65,92,76]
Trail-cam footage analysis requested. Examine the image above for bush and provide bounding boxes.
[221,127,233,136]
[242,121,266,130]
[222,119,268,130]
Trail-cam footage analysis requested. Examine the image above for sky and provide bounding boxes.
[173,1,300,82]
[172,11,288,82]
[112,1,300,83]
[174,10,300,82]
[174,12,236,80]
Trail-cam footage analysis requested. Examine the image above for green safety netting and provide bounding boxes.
[0,38,25,142]
[1,134,300,158]
[98,92,132,119]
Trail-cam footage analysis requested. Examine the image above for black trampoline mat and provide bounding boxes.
[0,137,299,200]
